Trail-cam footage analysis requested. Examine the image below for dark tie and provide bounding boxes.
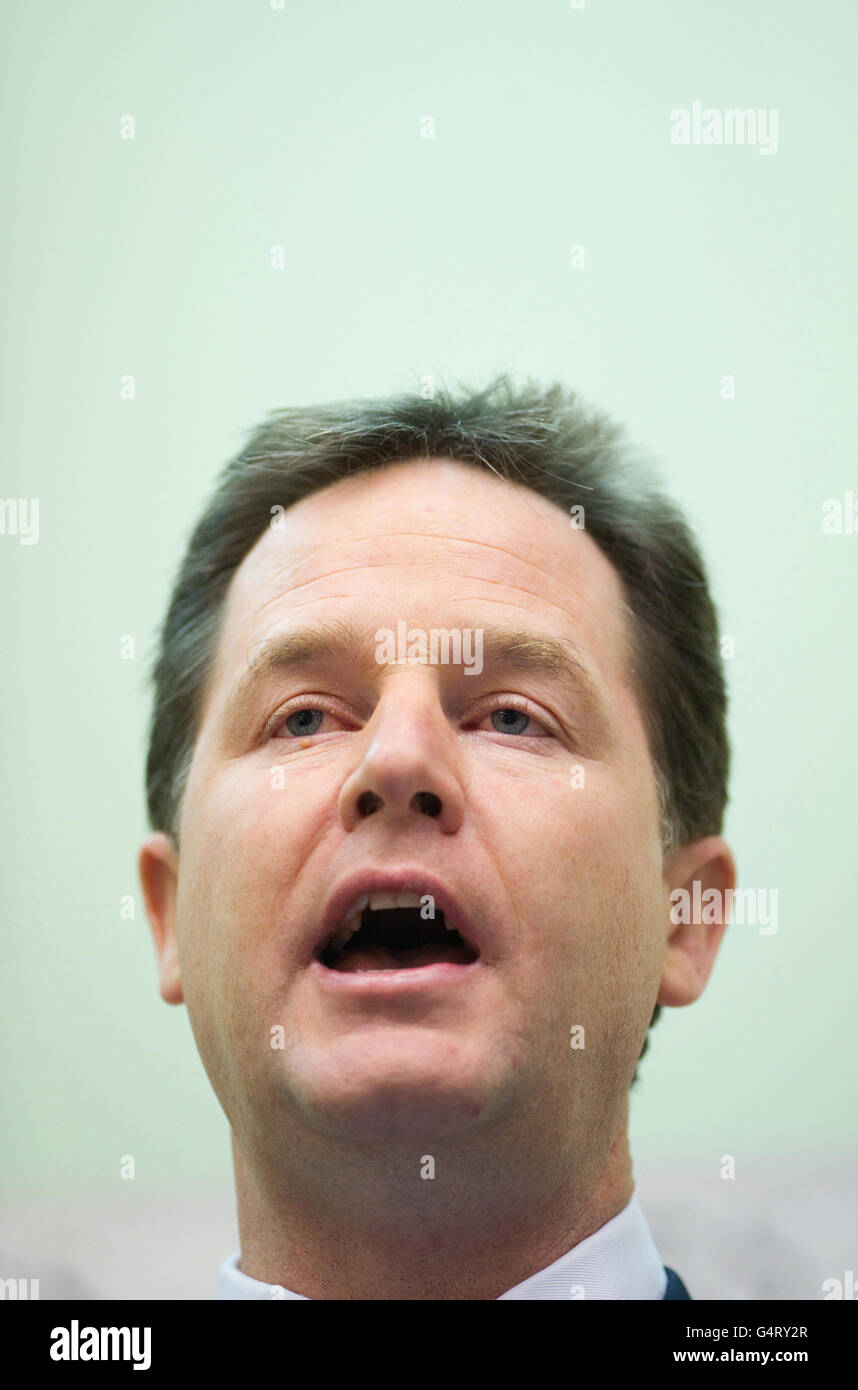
[663,1267,691,1300]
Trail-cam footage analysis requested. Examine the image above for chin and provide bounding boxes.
[276,1030,514,1140]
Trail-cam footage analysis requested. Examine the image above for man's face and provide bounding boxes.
[147,458,684,1176]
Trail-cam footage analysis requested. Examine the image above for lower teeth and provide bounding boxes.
[333,943,474,973]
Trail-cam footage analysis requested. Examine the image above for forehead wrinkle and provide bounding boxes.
[249,558,621,632]
[287,530,575,578]
[431,579,630,675]
[253,523,583,590]
[238,510,618,637]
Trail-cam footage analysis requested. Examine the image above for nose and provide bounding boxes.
[337,679,465,835]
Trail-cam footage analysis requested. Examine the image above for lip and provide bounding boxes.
[309,957,484,994]
[312,867,488,966]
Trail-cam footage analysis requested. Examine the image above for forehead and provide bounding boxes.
[208,456,636,699]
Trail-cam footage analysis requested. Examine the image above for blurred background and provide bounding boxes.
[1,0,855,1298]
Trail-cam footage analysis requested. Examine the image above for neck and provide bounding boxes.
[231,1098,634,1300]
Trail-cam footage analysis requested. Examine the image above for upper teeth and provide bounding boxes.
[327,890,458,951]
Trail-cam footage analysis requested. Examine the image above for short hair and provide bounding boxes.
[144,374,731,1074]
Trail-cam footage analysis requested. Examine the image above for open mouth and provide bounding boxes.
[317,893,480,974]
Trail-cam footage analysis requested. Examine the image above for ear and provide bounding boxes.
[658,835,737,1007]
[138,832,183,1005]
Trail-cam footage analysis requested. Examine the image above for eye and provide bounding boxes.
[265,697,554,742]
[281,708,325,737]
[478,701,552,738]
[267,701,345,739]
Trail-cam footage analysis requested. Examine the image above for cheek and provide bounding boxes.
[491,761,664,999]
[490,756,660,890]
[177,764,328,978]
[173,792,294,1091]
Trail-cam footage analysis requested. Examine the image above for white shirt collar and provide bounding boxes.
[217,1194,667,1300]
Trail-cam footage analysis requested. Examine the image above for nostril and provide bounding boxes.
[356,791,383,817]
[412,791,441,817]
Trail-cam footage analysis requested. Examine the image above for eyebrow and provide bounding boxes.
[221,618,608,732]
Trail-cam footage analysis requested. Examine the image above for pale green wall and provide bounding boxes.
[2,0,856,1193]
